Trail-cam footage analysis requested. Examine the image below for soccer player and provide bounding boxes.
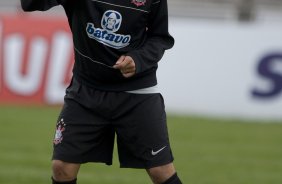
[21,0,182,184]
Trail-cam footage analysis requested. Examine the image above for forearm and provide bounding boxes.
[127,36,173,73]
[126,0,174,74]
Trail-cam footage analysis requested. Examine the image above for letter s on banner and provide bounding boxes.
[252,53,282,98]
[0,15,73,105]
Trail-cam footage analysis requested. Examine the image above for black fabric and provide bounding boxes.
[52,78,174,168]
[162,173,182,184]
[52,177,77,184]
[20,0,174,91]
[21,0,58,11]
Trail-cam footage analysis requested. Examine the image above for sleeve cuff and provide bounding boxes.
[126,52,142,74]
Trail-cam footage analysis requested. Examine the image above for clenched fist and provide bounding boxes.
[113,55,136,78]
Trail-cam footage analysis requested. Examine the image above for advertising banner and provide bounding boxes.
[0,15,73,105]
[158,19,282,120]
[0,15,282,120]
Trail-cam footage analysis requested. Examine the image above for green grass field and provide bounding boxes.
[0,105,282,184]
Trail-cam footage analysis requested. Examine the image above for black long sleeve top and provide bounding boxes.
[21,0,174,91]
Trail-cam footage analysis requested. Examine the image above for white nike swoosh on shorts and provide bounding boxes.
[151,146,167,156]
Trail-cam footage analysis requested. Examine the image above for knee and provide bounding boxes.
[52,160,80,182]
[147,163,176,184]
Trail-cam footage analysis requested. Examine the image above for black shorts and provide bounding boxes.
[52,78,174,169]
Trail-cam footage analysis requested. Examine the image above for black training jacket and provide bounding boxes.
[21,0,174,91]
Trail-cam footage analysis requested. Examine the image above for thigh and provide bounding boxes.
[116,93,174,169]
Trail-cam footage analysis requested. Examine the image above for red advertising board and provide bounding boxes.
[0,14,74,105]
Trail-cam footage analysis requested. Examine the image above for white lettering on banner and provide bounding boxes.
[45,32,72,104]
[0,21,2,92]
[0,16,74,105]
[4,34,47,95]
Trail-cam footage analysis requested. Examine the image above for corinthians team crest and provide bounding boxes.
[86,10,131,49]
[131,0,146,6]
[53,119,66,145]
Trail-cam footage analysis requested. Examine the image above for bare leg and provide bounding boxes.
[146,163,176,184]
[52,160,80,182]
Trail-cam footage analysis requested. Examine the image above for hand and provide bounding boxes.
[113,55,136,78]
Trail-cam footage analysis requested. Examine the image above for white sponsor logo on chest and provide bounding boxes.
[86,10,131,49]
